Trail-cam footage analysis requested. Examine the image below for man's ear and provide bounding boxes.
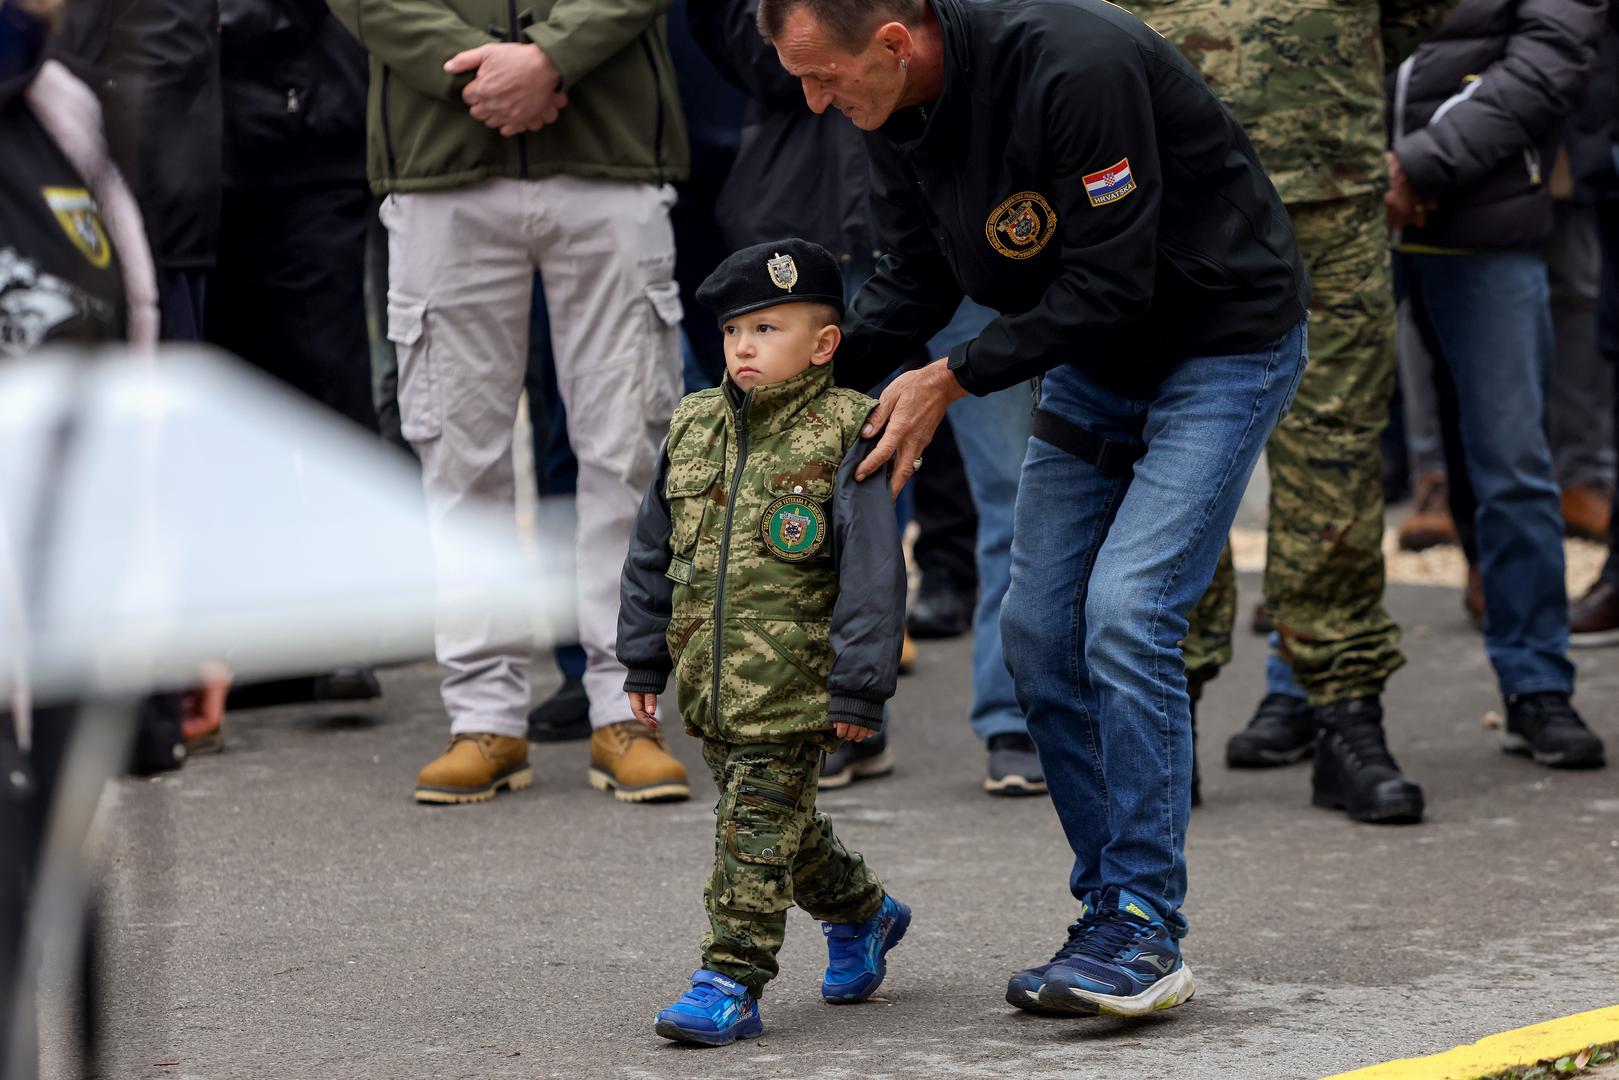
[809,323,842,366]
[874,21,914,61]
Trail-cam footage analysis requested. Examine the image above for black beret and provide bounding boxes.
[696,238,845,324]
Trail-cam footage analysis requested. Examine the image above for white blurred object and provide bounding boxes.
[0,344,576,703]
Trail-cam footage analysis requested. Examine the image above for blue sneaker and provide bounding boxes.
[1005,891,1100,1011]
[821,894,911,1003]
[1036,887,1195,1017]
[653,970,764,1046]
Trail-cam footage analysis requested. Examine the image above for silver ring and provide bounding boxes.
[912,457,924,471]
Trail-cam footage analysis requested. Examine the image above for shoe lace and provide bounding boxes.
[1065,910,1148,966]
[1517,693,1584,731]
[1049,909,1112,964]
[1328,721,1395,770]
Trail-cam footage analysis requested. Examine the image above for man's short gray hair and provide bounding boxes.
[756,0,928,53]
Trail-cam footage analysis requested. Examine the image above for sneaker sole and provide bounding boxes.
[1501,735,1606,769]
[984,774,1048,796]
[653,1017,763,1046]
[414,765,534,805]
[1570,627,1619,648]
[1310,790,1424,824]
[820,749,895,790]
[1006,978,1073,1015]
[1039,964,1196,1018]
[823,901,910,1004]
[588,768,691,803]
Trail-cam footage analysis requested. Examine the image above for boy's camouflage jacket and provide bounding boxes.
[617,363,905,747]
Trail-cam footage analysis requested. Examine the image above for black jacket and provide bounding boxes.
[1388,0,1606,251]
[54,0,223,269]
[837,0,1308,399]
[688,0,878,261]
[217,0,368,188]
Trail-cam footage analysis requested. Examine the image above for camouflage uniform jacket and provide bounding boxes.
[1126,0,1457,205]
[617,364,906,747]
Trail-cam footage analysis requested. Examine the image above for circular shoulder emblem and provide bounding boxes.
[760,494,827,562]
[985,191,1058,260]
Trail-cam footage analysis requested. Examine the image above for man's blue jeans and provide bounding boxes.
[1002,320,1307,936]
[1394,251,1574,697]
[929,300,1034,743]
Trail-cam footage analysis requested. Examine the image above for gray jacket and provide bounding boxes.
[1388,0,1606,250]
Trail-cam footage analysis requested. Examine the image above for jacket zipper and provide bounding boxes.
[380,65,399,184]
[638,36,666,184]
[711,392,751,730]
[508,0,529,179]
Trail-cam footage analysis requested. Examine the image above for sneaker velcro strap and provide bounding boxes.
[692,969,749,997]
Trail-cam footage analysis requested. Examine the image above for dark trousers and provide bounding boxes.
[910,414,979,592]
[207,183,378,432]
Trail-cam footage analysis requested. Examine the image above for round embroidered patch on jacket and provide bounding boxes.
[760,494,826,561]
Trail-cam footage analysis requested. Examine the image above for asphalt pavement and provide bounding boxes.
[39,574,1619,1080]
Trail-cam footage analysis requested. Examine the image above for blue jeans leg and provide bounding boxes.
[928,300,1033,742]
[1002,320,1306,935]
[1396,252,1574,696]
[1265,633,1307,700]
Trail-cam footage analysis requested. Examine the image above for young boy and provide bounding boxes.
[617,238,911,1046]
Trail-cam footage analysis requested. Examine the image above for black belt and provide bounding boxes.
[1031,408,1145,479]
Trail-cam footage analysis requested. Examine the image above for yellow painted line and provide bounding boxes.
[1321,1005,1619,1080]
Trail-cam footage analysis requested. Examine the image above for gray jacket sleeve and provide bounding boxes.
[826,434,906,730]
[617,445,675,695]
[1395,0,1606,196]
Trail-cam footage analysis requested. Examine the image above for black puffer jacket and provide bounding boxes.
[1388,0,1606,251]
[687,0,877,262]
[217,0,367,188]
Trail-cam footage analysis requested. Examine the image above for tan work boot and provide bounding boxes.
[1397,470,1458,551]
[1561,484,1613,541]
[415,733,534,804]
[588,720,690,803]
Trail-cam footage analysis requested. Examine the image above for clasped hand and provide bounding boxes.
[445,42,568,137]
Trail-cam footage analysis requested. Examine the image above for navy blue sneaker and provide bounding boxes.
[1005,891,1099,1011]
[821,894,911,1003]
[1036,887,1195,1017]
[653,970,764,1046]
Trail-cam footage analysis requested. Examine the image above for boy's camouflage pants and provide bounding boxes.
[699,738,885,997]
[1183,195,1405,704]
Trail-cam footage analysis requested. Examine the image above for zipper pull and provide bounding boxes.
[286,87,300,113]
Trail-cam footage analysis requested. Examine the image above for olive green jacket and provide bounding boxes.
[1126,0,1454,204]
[617,365,904,747]
[327,0,689,195]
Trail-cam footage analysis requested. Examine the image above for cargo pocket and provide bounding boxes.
[644,280,684,420]
[387,294,440,442]
[724,769,801,869]
[665,457,720,558]
[743,618,832,687]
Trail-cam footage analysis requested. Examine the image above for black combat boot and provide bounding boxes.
[1503,692,1605,768]
[1226,692,1315,768]
[1310,697,1423,824]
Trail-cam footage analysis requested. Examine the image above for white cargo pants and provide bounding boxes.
[381,176,682,739]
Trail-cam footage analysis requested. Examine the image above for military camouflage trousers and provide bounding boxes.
[699,738,885,997]
[1183,194,1405,704]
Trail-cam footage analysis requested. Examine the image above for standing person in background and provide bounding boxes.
[53,0,220,345]
[1388,0,1606,769]
[208,0,376,433]
[1135,0,1450,822]
[329,0,695,805]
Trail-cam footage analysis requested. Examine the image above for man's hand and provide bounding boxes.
[1385,150,1437,230]
[445,43,568,137]
[857,358,970,498]
[628,691,659,729]
[834,721,877,742]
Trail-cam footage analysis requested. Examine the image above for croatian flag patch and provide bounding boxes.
[1083,158,1136,207]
